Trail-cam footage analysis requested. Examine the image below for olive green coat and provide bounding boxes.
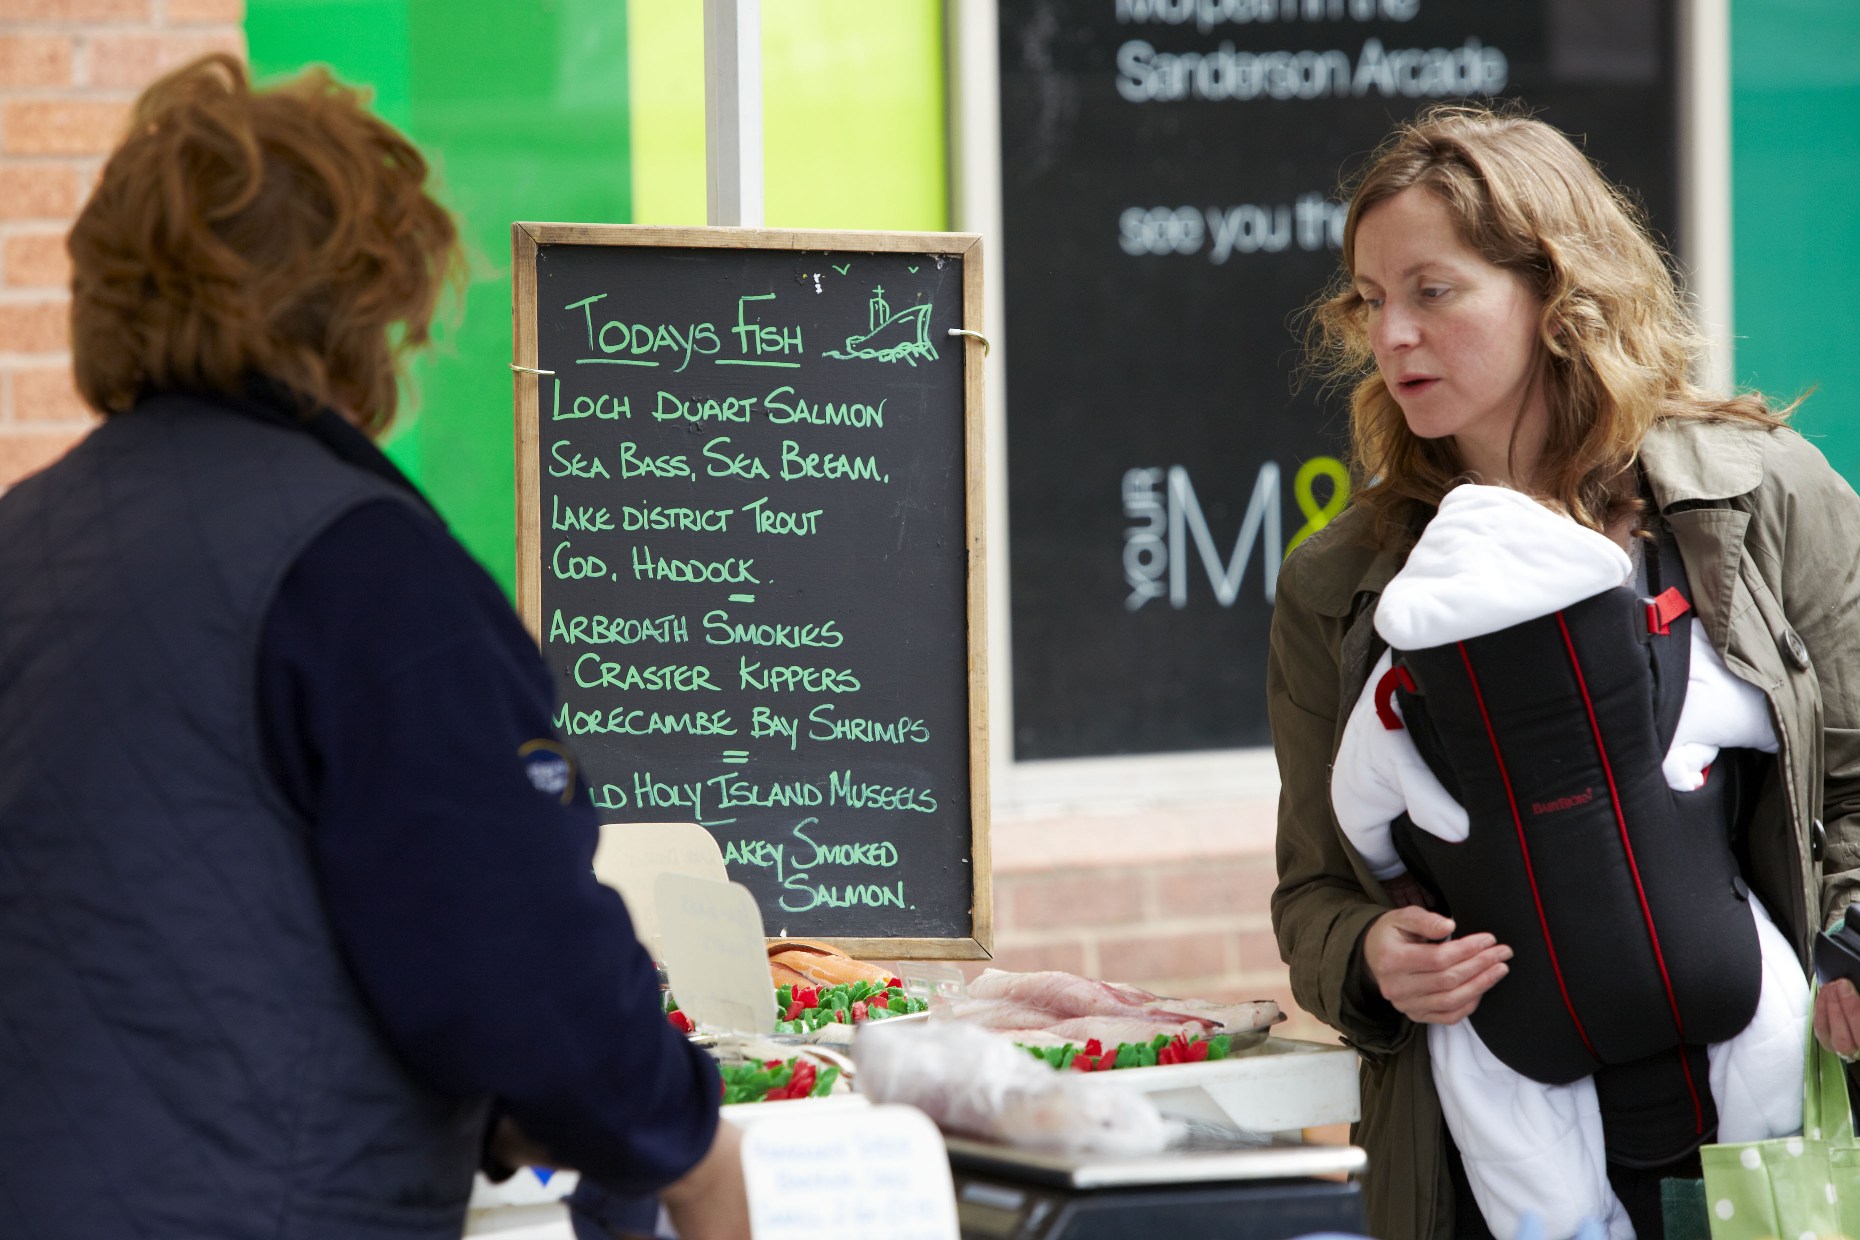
[1268,417,1860,1238]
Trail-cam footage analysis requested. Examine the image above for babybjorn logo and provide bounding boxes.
[1532,788,1595,816]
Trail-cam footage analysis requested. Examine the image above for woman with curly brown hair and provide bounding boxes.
[1270,105,1860,1237]
[0,54,745,1239]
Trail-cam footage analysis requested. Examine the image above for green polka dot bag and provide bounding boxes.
[1699,1017,1860,1240]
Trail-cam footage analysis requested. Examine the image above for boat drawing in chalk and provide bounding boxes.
[823,285,939,366]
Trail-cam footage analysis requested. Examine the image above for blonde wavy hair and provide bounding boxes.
[68,53,460,433]
[1307,104,1782,547]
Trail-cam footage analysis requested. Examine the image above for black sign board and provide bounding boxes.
[1000,0,1679,759]
[512,224,989,957]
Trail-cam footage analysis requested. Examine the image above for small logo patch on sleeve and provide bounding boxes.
[517,738,577,805]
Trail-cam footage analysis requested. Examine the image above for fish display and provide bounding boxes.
[937,968,1284,1049]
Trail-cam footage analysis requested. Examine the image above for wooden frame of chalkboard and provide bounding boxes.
[511,223,991,959]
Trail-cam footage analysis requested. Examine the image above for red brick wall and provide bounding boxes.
[0,0,245,490]
[969,800,1331,1043]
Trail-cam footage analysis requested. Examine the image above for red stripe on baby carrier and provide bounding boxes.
[1554,610,1707,1135]
[1374,664,1416,730]
[1455,641,1600,1061]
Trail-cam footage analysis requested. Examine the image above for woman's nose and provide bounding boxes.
[1372,304,1419,354]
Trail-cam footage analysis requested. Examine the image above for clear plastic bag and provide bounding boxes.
[852,1018,1178,1156]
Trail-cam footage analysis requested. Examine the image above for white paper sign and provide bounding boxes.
[742,1105,959,1240]
[653,871,773,1034]
[591,822,727,957]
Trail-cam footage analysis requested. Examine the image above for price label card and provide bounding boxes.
[654,870,773,1034]
[742,1104,959,1240]
[592,822,727,957]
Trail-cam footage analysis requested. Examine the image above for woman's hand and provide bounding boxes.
[1814,978,1860,1059]
[1362,906,1512,1024]
[660,1119,750,1240]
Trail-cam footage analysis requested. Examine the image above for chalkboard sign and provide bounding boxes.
[999,0,1679,760]
[512,224,989,958]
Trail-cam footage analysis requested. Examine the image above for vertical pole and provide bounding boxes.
[949,0,1015,785]
[1679,0,1732,395]
[704,0,764,228]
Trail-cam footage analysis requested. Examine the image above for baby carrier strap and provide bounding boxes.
[1643,523,1690,758]
[1385,519,1762,1147]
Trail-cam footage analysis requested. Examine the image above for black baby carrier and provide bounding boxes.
[1384,530,1765,1163]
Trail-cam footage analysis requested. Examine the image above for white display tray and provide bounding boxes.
[1069,1036,1359,1132]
